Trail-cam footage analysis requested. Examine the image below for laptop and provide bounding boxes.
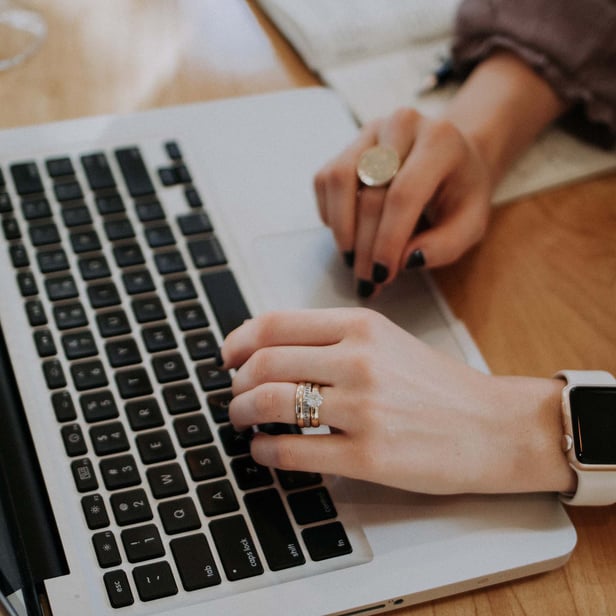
[0,87,576,616]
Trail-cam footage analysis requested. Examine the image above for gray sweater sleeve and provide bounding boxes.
[451,0,616,147]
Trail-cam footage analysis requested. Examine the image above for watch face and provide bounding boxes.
[570,386,616,464]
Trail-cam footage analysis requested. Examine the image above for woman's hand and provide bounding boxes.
[313,108,492,297]
[222,308,575,495]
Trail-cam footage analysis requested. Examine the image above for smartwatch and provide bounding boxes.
[556,370,616,506]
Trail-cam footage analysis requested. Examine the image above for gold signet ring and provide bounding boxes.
[356,145,400,187]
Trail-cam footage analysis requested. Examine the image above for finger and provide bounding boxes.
[222,308,350,368]
[250,432,355,476]
[323,124,379,255]
[229,382,346,430]
[353,186,387,297]
[402,195,489,268]
[231,344,335,395]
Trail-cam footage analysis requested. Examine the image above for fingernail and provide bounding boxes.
[343,250,355,268]
[405,249,425,269]
[357,279,375,298]
[372,262,388,284]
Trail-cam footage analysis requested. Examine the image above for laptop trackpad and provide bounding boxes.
[251,226,469,361]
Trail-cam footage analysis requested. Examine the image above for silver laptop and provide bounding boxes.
[0,87,575,616]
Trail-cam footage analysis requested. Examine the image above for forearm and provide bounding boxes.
[443,52,569,188]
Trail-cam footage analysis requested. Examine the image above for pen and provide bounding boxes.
[417,56,454,95]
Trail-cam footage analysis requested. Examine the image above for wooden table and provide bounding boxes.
[2,2,615,614]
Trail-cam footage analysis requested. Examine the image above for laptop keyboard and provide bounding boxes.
[0,142,355,609]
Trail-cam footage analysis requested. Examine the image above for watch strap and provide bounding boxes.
[556,370,616,506]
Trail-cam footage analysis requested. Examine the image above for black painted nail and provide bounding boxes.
[343,250,355,268]
[372,262,389,284]
[405,249,425,269]
[357,279,375,298]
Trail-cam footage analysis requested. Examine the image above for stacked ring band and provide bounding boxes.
[295,382,324,428]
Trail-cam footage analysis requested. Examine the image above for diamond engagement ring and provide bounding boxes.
[295,382,324,428]
[356,145,400,187]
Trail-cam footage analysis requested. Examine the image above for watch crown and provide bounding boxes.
[561,434,573,453]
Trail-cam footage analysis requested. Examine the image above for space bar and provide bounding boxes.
[200,269,251,337]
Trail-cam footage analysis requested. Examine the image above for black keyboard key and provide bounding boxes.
[135,429,175,464]
[164,276,197,302]
[103,570,134,608]
[46,275,79,301]
[165,141,182,160]
[78,255,111,280]
[9,244,29,268]
[302,522,352,562]
[177,212,212,236]
[185,445,226,482]
[90,422,129,456]
[71,359,108,390]
[81,152,116,190]
[159,498,201,535]
[125,398,164,431]
[132,296,165,323]
[110,488,152,526]
[115,367,153,399]
[80,390,118,422]
[61,204,92,228]
[231,456,273,491]
[0,192,11,214]
[197,479,238,517]
[196,362,231,392]
[146,462,188,499]
[34,329,56,357]
[115,147,155,197]
[219,425,252,457]
[206,391,232,423]
[105,337,141,367]
[162,383,201,415]
[113,243,144,268]
[187,237,226,269]
[209,515,263,580]
[245,489,305,571]
[276,469,322,491]
[62,331,97,360]
[132,561,177,602]
[200,269,251,337]
[70,229,101,253]
[100,454,141,490]
[87,282,120,308]
[93,531,122,568]
[43,359,66,389]
[288,487,337,525]
[185,331,218,360]
[53,302,88,330]
[174,303,208,331]
[51,391,76,422]
[184,186,203,209]
[135,199,164,222]
[152,352,188,383]
[29,222,60,246]
[81,493,110,530]
[22,197,51,220]
[17,271,37,296]
[54,180,83,202]
[154,250,186,275]
[97,309,131,337]
[60,423,87,456]
[170,534,221,591]
[145,224,175,248]
[37,248,69,273]
[10,162,43,195]
[122,268,154,294]
[2,218,21,240]
[95,193,125,215]
[104,217,135,242]
[173,413,212,447]
[121,524,165,563]
[25,299,47,326]
[46,157,74,178]
[142,324,176,352]
[71,457,98,492]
